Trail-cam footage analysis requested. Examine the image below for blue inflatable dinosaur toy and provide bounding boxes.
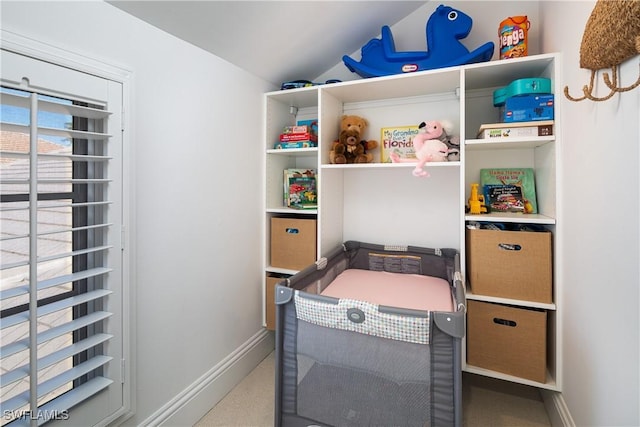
[343,4,495,78]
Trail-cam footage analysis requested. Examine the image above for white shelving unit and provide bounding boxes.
[263,53,562,391]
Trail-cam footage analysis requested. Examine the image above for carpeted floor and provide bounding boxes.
[195,351,551,427]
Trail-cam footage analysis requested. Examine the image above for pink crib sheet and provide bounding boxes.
[320,269,453,312]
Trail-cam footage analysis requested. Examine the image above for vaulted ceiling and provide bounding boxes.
[107,1,427,85]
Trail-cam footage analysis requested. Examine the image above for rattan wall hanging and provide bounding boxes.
[564,0,640,102]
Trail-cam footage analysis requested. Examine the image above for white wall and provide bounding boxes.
[541,2,639,426]
[1,1,276,425]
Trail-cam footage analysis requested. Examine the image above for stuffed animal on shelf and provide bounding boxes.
[329,115,379,163]
[418,119,460,161]
[389,119,459,177]
[443,134,460,161]
[390,133,449,177]
[330,129,370,164]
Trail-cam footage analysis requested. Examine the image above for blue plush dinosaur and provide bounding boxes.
[343,4,494,78]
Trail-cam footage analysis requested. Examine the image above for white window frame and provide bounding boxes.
[1,29,133,427]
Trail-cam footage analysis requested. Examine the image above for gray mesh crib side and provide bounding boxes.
[274,241,465,427]
[275,288,464,427]
[341,240,459,282]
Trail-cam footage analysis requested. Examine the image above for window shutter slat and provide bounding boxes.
[1,289,111,330]
[37,289,112,318]
[39,125,111,140]
[0,394,29,418]
[35,377,114,427]
[0,91,111,119]
[0,150,112,162]
[1,356,112,416]
[1,225,113,244]
[0,246,112,271]
[1,333,112,388]
[1,333,113,392]
[39,333,113,371]
[37,246,113,265]
[1,311,112,359]
[38,355,113,399]
[0,122,111,140]
[1,200,112,213]
[0,266,112,301]
[37,311,112,345]
[37,178,111,184]
[0,366,30,391]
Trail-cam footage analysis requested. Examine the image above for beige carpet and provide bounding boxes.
[195,352,550,427]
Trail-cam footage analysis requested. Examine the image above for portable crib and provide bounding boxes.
[274,241,466,427]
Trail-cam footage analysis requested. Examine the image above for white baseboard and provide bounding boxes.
[541,390,576,427]
[140,329,275,427]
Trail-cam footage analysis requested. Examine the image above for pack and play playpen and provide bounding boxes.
[274,241,466,427]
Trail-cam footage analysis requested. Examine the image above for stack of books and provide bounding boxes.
[274,122,317,149]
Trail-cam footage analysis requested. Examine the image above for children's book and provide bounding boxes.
[295,119,318,135]
[480,168,537,213]
[483,184,527,213]
[380,125,419,163]
[279,132,318,142]
[284,169,317,209]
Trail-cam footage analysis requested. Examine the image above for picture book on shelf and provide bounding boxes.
[483,184,528,213]
[380,125,419,163]
[480,168,537,214]
[284,169,317,209]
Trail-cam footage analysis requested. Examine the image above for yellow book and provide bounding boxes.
[380,125,419,163]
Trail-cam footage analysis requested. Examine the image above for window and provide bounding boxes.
[1,48,127,426]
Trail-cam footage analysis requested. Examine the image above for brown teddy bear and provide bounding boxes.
[331,129,369,164]
[329,115,378,163]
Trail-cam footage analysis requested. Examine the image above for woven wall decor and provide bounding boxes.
[564,0,640,102]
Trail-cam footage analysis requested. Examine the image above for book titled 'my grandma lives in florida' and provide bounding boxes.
[480,168,538,214]
[380,125,419,163]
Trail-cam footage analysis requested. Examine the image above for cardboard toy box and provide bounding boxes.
[270,217,317,271]
[467,300,547,383]
[466,228,552,303]
[265,274,285,330]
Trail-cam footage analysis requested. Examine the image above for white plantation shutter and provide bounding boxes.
[1,49,126,426]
